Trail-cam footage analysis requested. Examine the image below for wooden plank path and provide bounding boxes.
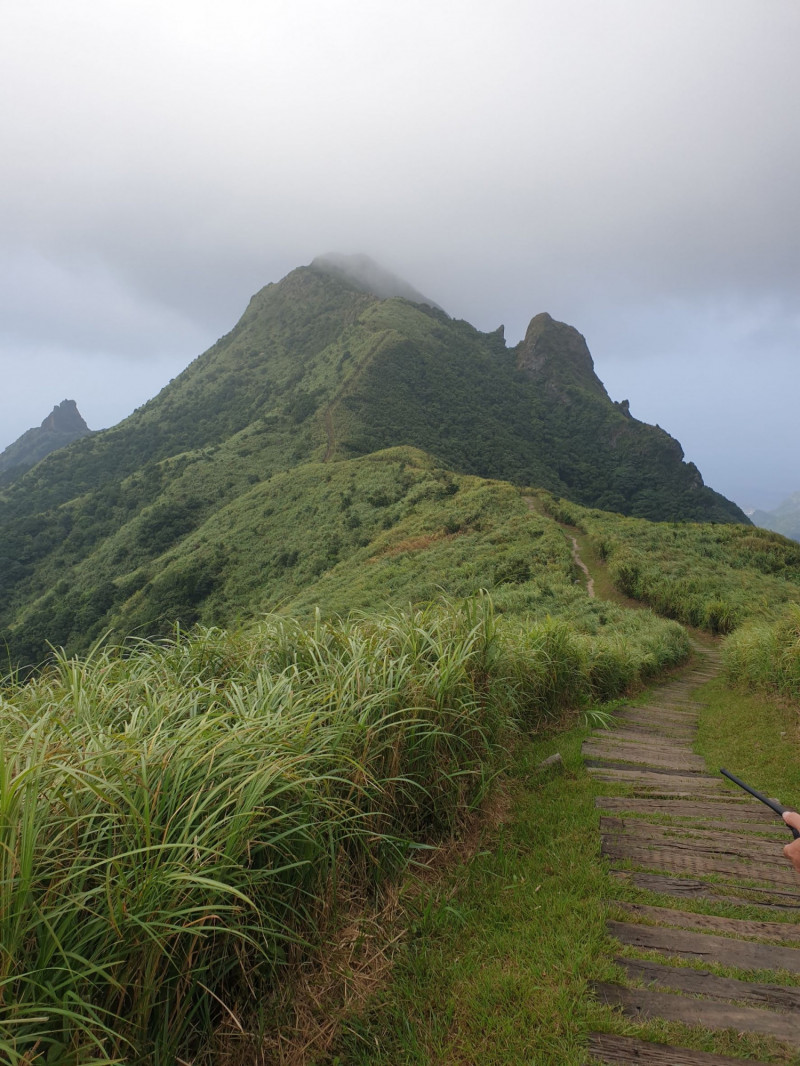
[584,646,800,1065]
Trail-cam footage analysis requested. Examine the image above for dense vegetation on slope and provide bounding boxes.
[1,446,700,672]
[0,598,688,1063]
[0,449,560,664]
[332,302,743,523]
[724,603,800,697]
[0,259,746,666]
[544,493,800,700]
[552,496,800,633]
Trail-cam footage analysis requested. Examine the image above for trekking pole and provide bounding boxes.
[720,768,800,838]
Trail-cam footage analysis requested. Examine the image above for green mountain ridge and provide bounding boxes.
[0,256,749,665]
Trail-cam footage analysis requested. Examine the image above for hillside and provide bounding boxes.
[0,399,91,486]
[0,256,748,665]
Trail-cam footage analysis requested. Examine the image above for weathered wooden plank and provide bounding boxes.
[601,839,800,888]
[617,706,699,720]
[594,728,696,746]
[610,870,800,909]
[648,696,689,704]
[598,718,697,733]
[641,706,700,716]
[586,752,707,774]
[599,731,698,748]
[618,956,800,1011]
[608,920,800,972]
[585,735,699,754]
[601,816,791,861]
[600,714,697,727]
[587,761,717,780]
[588,1031,770,1065]
[584,743,706,771]
[609,709,697,722]
[596,797,779,826]
[595,982,800,1043]
[620,789,739,802]
[588,766,723,787]
[603,818,790,841]
[614,901,800,943]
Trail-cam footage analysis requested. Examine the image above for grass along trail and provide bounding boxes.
[330,515,800,1064]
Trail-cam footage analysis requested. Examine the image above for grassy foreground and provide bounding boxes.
[0,597,687,1064]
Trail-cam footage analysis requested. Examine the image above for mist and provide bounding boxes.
[1,0,798,509]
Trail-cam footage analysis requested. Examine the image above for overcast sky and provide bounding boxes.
[1,0,798,510]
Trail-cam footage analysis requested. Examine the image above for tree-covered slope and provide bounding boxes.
[329,299,744,522]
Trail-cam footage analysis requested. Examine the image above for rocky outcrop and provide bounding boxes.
[516,312,607,397]
[0,400,91,484]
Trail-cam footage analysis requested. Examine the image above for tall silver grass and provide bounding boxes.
[0,596,687,1062]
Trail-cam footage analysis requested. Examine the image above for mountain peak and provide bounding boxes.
[311,253,444,310]
[0,399,91,483]
[516,312,606,396]
[41,399,90,434]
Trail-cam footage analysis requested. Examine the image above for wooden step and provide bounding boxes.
[584,743,706,771]
[600,816,793,861]
[618,956,800,1011]
[601,839,799,889]
[588,764,722,787]
[607,919,800,972]
[596,797,782,829]
[596,982,800,1043]
[613,900,800,943]
[610,870,800,909]
[594,727,697,745]
[620,705,699,718]
[588,1032,770,1064]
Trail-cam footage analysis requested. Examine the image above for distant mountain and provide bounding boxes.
[0,257,749,665]
[750,492,800,543]
[0,400,91,486]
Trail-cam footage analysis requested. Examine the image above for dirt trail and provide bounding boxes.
[569,535,594,597]
[522,495,595,599]
[586,646,800,1064]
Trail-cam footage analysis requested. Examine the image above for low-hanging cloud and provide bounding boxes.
[1,0,798,507]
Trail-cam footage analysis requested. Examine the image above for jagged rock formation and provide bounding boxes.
[0,400,91,485]
[517,312,606,397]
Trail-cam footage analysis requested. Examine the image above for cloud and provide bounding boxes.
[1,0,799,507]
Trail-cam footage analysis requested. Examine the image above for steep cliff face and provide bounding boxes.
[0,400,91,484]
[516,312,607,398]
